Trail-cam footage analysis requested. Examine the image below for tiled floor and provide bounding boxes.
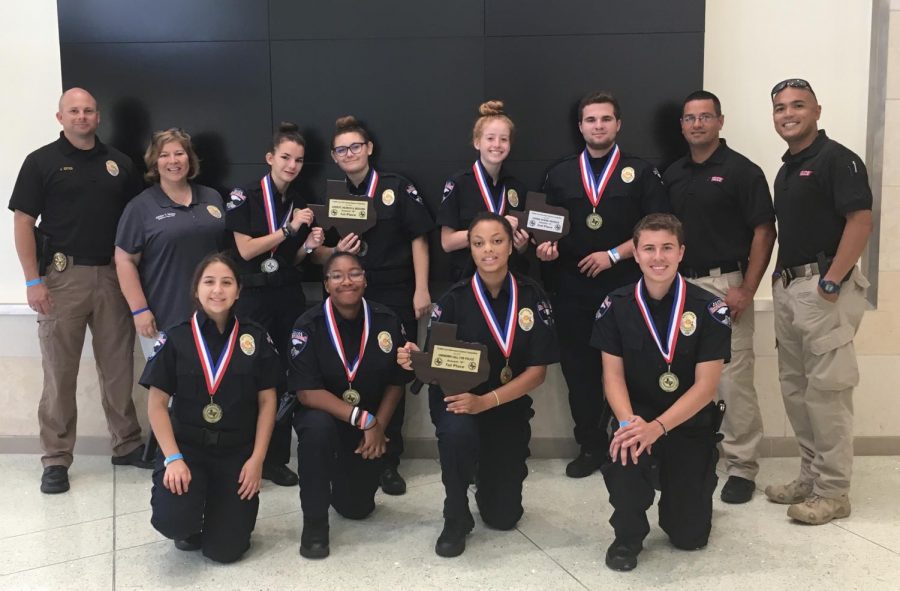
[1,455,898,590]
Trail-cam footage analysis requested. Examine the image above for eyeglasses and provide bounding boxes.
[771,78,815,98]
[332,142,366,157]
[680,113,718,125]
[325,269,366,282]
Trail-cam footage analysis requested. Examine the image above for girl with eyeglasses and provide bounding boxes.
[141,253,279,563]
[398,212,559,557]
[313,115,434,495]
[437,100,531,282]
[224,122,325,487]
[287,252,412,558]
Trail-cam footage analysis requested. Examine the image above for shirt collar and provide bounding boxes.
[195,309,236,336]
[781,129,828,164]
[347,168,375,193]
[151,183,197,208]
[687,138,728,168]
[56,131,107,157]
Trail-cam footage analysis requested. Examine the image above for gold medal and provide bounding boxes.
[659,371,679,393]
[206,204,222,218]
[586,212,603,230]
[203,402,223,423]
[260,257,279,273]
[240,334,256,356]
[52,252,68,272]
[507,189,519,208]
[342,388,361,406]
[500,364,513,384]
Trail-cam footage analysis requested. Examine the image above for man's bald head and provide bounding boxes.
[56,87,100,147]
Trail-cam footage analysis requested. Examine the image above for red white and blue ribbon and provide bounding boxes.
[634,273,686,366]
[579,144,620,209]
[471,272,518,359]
[261,174,293,255]
[324,296,371,384]
[472,160,506,215]
[362,169,379,198]
[190,312,240,396]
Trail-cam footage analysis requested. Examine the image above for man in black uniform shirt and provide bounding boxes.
[539,91,670,477]
[592,213,730,571]
[9,88,150,494]
[664,90,776,503]
[765,79,872,525]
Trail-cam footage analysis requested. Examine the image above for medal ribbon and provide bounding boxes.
[324,296,371,384]
[190,312,240,397]
[634,273,686,366]
[472,160,506,215]
[470,272,518,360]
[579,144,620,209]
[261,174,293,256]
[362,169,379,198]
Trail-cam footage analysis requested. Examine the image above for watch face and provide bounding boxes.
[820,280,839,294]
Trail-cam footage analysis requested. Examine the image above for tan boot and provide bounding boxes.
[787,494,851,525]
[764,479,813,504]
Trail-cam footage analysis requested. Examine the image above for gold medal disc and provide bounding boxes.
[659,371,679,393]
[203,402,223,423]
[586,212,603,230]
[342,388,361,406]
[500,365,513,384]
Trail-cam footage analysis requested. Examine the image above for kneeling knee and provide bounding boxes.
[669,534,709,551]
[151,513,195,541]
[480,509,522,531]
[203,542,249,564]
[334,501,375,521]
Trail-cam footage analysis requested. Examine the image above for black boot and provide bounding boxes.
[380,465,407,496]
[565,450,605,478]
[605,539,642,571]
[299,517,330,559]
[435,514,475,558]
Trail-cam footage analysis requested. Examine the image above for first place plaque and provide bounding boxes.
[309,179,378,237]
[410,322,490,395]
[508,191,571,245]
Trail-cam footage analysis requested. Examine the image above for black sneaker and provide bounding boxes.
[380,466,407,496]
[174,533,202,551]
[111,444,153,469]
[565,450,605,478]
[435,515,475,558]
[721,475,756,504]
[262,463,299,487]
[605,539,642,571]
[299,519,330,559]
[40,465,70,494]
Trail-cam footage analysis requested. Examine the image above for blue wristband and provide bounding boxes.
[608,247,621,264]
[618,420,630,428]
[131,307,150,317]
[25,278,42,287]
[164,452,183,467]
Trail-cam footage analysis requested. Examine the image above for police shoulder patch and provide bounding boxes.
[227,188,247,211]
[406,184,424,204]
[149,331,167,360]
[596,296,612,320]
[707,298,732,328]
[290,328,309,359]
[442,180,456,202]
[430,303,443,322]
[266,332,279,355]
[537,299,554,326]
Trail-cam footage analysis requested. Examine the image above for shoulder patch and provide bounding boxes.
[430,303,442,322]
[266,332,279,355]
[707,298,732,328]
[290,328,309,359]
[406,184,424,204]
[442,180,455,202]
[149,331,167,360]
[227,188,247,211]
[537,299,554,326]
[596,296,612,320]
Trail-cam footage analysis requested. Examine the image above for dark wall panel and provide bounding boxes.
[269,0,484,39]
[58,0,267,42]
[486,0,704,36]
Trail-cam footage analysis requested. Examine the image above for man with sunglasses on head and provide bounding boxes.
[664,90,776,504]
[767,78,872,525]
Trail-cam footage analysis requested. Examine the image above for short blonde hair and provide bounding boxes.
[144,128,200,183]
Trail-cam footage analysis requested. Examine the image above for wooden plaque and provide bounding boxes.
[410,322,490,395]
[309,179,378,236]
[508,191,570,244]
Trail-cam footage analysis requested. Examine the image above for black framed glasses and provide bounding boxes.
[332,142,366,157]
[771,78,815,98]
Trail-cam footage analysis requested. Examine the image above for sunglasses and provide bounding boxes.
[771,78,816,99]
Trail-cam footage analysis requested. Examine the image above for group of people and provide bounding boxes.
[9,79,872,571]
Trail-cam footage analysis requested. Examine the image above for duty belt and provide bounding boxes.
[779,257,851,288]
[681,260,745,279]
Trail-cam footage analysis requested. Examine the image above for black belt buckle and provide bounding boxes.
[202,429,220,447]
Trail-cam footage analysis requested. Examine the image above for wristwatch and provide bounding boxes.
[819,278,840,295]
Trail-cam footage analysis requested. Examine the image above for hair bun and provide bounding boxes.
[335,115,360,131]
[478,100,505,117]
[277,121,299,133]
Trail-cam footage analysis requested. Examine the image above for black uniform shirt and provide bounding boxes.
[115,183,225,329]
[429,274,559,396]
[9,133,142,258]
[543,149,670,303]
[664,140,775,271]
[225,176,313,280]
[140,312,280,434]
[287,299,412,414]
[774,130,873,268]
[437,164,527,280]
[591,279,731,423]
[320,169,434,289]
